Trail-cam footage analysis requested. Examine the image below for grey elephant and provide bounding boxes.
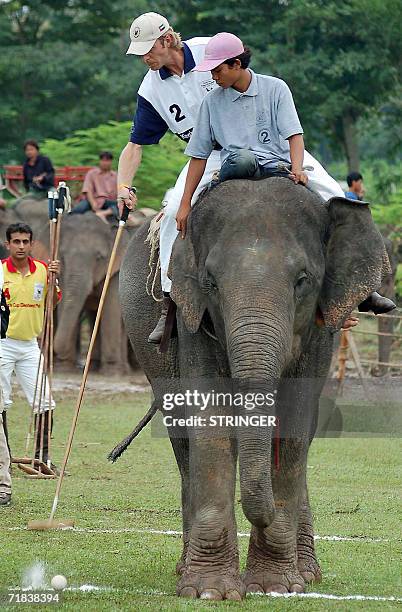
[36,214,133,374]
[120,178,389,599]
[0,196,51,256]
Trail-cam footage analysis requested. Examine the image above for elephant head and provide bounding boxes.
[171,178,389,527]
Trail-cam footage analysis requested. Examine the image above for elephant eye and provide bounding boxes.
[201,272,217,294]
[295,272,308,294]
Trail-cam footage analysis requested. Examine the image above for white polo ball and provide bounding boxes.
[51,574,67,590]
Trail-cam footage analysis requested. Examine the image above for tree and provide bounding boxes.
[0,0,148,163]
[170,0,402,170]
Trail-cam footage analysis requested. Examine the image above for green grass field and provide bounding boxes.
[1,387,401,611]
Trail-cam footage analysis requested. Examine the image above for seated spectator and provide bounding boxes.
[71,152,118,221]
[345,171,365,201]
[23,140,55,194]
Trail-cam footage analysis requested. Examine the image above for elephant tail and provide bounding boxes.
[107,401,158,462]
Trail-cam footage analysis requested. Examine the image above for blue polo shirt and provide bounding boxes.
[186,70,303,169]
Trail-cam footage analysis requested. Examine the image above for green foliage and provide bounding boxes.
[42,121,186,209]
[395,264,402,298]
[0,0,401,169]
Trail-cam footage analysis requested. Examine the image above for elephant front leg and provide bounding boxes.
[168,434,191,576]
[243,439,307,594]
[177,435,244,601]
[297,481,322,583]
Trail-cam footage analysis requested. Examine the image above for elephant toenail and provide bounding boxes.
[200,589,223,600]
[226,589,242,601]
[246,583,264,594]
[179,587,197,598]
[267,584,288,594]
[302,571,315,583]
[290,583,304,593]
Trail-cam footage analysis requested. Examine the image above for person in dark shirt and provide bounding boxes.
[345,171,364,201]
[22,140,55,193]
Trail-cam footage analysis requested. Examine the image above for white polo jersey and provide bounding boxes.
[130,38,217,145]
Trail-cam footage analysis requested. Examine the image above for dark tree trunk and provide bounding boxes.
[341,111,360,172]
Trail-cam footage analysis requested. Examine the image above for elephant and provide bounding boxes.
[106,179,391,598]
[0,196,51,256]
[36,213,134,374]
[0,195,149,373]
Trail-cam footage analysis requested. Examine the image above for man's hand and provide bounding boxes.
[176,199,191,239]
[48,260,60,275]
[117,186,137,216]
[289,168,308,185]
[33,173,45,185]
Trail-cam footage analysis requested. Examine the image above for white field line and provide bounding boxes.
[5,525,392,543]
[18,585,401,602]
[6,525,394,544]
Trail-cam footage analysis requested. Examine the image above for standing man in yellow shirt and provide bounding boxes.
[1,223,61,472]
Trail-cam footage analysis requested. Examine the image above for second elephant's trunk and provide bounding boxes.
[54,273,92,361]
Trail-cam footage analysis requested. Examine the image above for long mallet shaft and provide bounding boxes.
[47,203,131,523]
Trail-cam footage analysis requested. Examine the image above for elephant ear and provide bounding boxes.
[318,197,392,331]
[170,235,206,333]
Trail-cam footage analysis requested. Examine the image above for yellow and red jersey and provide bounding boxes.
[2,257,61,341]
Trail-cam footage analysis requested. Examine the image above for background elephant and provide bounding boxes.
[33,213,135,374]
[0,196,50,257]
[119,178,389,600]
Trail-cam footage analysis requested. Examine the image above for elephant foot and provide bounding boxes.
[297,519,322,583]
[99,364,125,377]
[297,554,322,583]
[175,542,188,576]
[177,571,244,600]
[242,566,305,594]
[177,521,243,600]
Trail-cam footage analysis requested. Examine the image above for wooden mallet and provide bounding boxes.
[27,200,132,530]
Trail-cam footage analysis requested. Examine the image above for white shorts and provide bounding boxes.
[0,337,55,413]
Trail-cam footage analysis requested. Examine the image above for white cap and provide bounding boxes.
[127,12,171,55]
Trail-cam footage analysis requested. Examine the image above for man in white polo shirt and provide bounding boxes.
[117,14,357,344]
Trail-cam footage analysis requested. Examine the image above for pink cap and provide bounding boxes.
[194,32,244,72]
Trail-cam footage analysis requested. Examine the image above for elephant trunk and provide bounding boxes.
[225,290,292,528]
[54,271,92,360]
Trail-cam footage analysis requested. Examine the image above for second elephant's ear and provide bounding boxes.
[319,197,392,331]
[170,235,206,333]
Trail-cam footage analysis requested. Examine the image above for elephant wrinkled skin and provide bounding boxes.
[120,177,389,599]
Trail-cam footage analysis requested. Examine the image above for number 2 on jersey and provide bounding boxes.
[169,104,186,122]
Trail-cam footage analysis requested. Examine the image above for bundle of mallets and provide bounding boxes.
[14,183,70,479]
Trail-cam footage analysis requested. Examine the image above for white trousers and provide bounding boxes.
[159,150,344,292]
[0,338,55,413]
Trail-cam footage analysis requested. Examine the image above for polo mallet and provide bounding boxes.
[27,196,132,529]
[20,187,67,478]
[15,192,58,469]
